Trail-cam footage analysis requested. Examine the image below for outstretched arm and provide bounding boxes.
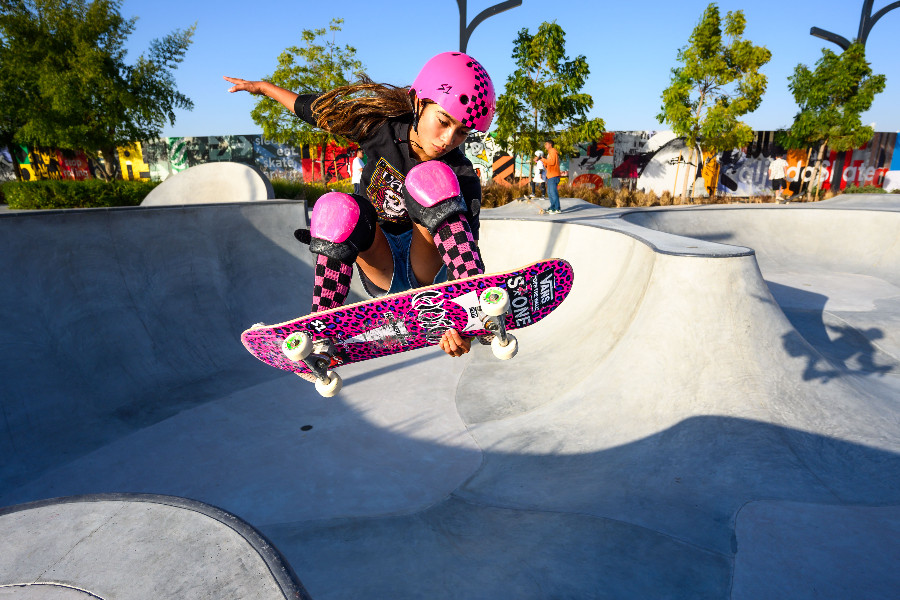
[223,76,298,112]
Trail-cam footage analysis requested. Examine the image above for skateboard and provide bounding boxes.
[241,258,574,396]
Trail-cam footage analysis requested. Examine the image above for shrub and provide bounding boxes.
[4,179,159,209]
[481,183,515,208]
[841,184,887,194]
[271,177,353,204]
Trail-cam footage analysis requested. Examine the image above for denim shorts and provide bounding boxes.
[357,229,448,298]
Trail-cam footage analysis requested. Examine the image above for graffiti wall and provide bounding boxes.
[563,130,899,197]
[3,145,93,181]
[3,130,898,196]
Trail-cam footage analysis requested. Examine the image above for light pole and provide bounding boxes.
[457,0,522,53]
[811,0,900,49]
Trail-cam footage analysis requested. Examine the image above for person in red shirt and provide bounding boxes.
[543,140,561,213]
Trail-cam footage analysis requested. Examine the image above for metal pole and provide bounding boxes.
[811,0,900,49]
[457,0,522,53]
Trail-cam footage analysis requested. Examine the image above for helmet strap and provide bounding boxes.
[412,98,424,134]
[407,97,428,153]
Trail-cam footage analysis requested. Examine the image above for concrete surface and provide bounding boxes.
[1,194,898,599]
[140,162,275,206]
[0,495,309,599]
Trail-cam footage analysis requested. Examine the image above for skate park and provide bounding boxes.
[1,192,899,599]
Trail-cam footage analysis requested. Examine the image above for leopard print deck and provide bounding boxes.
[242,259,574,380]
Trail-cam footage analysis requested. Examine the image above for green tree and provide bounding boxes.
[0,0,195,180]
[250,18,363,182]
[494,21,604,164]
[783,43,885,200]
[658,3,770,197]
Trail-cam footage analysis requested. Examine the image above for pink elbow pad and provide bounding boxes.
[405,162,461,208]
[309,192,361,243]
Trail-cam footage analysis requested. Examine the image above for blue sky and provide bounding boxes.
[120,0,900,137]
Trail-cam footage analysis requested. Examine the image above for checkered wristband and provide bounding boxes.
[311,255,353,313]
[433,214,484,280]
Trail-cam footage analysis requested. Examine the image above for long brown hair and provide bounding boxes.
[311,76,414,141]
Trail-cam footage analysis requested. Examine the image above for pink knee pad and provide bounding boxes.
[404,161,461,208]
[310,192,361,243]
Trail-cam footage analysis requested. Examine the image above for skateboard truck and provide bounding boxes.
[478,287,518,360]
[282,332,343,397]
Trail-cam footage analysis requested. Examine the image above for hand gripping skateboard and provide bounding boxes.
[241,258,574,397]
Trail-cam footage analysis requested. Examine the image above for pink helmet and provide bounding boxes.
[410,52,496,132]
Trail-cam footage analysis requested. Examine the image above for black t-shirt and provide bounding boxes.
[293,94,481,238]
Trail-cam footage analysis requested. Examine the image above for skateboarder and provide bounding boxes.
[226,52,496,358]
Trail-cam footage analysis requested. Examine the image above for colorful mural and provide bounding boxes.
[1,146,18,182]
[5,145,93,181]
[564,129,898,197]
[3,130,898,196]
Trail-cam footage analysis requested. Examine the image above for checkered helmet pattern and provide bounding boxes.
[411,52,496,132]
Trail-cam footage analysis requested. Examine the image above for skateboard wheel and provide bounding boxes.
[479,287,510,317]
[491,333,518,360]
[282,331,313,362]
[315,371,342,397]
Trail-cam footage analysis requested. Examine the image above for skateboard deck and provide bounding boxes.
[241,258,574,384]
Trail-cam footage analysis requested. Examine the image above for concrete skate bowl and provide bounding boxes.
[1,200,899,599]
[621,205,900,382]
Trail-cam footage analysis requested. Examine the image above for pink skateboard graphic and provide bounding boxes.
[242,258,574,396]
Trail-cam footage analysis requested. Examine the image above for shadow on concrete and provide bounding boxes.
[262,415,900,600]
[3,200,900,599]
[768,281,896,382]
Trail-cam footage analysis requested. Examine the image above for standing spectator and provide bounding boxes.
[531,150,546,198]
[543,140,561,213]
[768,153,790,201]
[350,148,365,195]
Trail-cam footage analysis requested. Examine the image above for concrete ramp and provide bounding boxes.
[141,162,275,206]
[1,197,899,598]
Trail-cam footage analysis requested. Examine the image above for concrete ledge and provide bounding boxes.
[0,494,311,600]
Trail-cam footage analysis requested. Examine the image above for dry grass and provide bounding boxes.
[273,178,839,210]
[480,184,517,208]
[480,181,832,209]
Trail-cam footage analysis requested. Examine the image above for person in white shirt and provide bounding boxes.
[531,150,546,198]
[350,148,365,195]
[768,153,789,200]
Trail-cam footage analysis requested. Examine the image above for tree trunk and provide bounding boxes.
[672,150,683,198]
[681,146,694,201]
[800,147,813,198]
[708,153,719,200]
[813,140,828,201]
[691,148,707,201]
[97,147,120,182]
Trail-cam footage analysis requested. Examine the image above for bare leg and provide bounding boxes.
[409,223,443,286]
[356,226,394,291]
